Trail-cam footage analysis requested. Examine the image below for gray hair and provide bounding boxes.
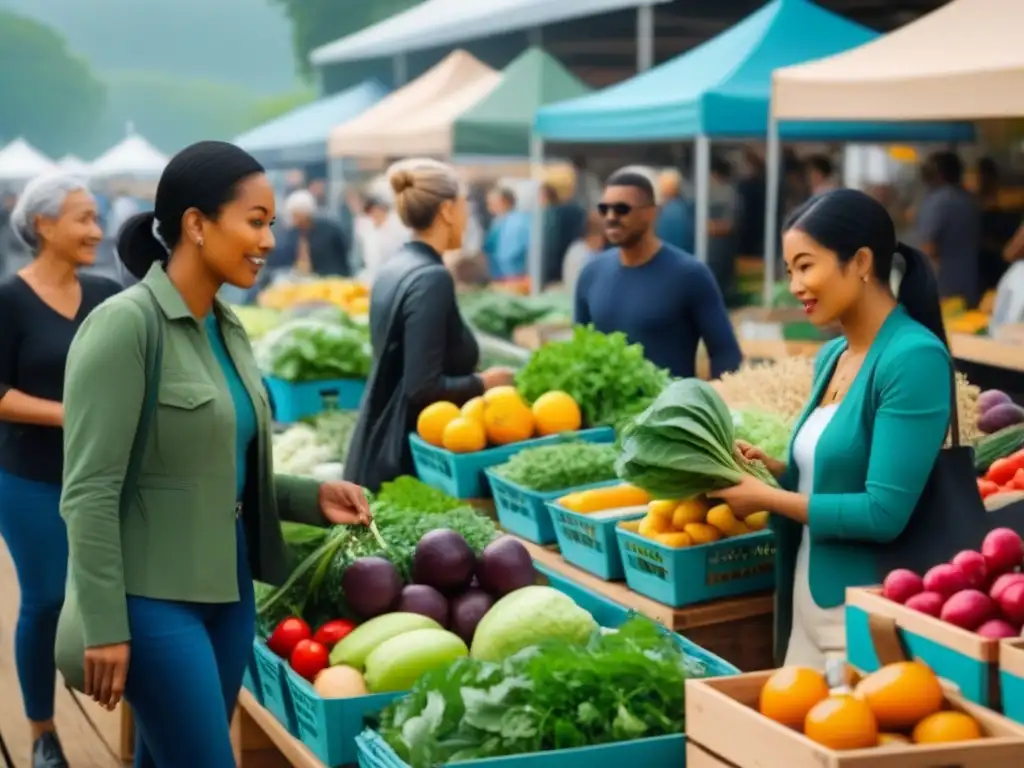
[9,173,92,250]
[284,189,317,219]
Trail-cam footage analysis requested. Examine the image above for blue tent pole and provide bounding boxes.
[694,134,710,262]
[528,135,545,297]
[763,117,782,308]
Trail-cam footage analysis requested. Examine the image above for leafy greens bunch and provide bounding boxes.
[460,290,571,339]
[493,441,618,492]
[515,325,670,429]
[379,616,704,767]
[256,315,372,382]
[616,379,777,499]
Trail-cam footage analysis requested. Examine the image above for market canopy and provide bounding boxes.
[328,50,500,158]
[534,0,971,143]
[56,154,91,175]
[452,47,590,156]
[234,81,389,167]
[0,138,56,181]
[773,0,1024,121]
[310,0,672,66]
[89,134,169,178]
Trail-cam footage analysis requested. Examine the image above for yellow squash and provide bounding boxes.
[557,483,649,513]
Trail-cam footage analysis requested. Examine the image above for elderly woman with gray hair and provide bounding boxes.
[0,173,119,768]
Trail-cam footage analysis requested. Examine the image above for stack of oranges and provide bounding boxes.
[416,387,582,454]
[758,661,983,749]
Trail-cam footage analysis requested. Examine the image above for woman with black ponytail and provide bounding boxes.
[708,188,953,669]
[56,141,371,766]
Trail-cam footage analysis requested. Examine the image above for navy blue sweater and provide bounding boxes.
[574,244,742,378]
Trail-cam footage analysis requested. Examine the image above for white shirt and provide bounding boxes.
[357,214,409,283]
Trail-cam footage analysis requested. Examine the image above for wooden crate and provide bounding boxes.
[686,670,1024,767]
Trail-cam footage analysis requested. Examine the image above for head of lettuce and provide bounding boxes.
[615,379,778,499]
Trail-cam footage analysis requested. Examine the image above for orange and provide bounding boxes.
[804,694,879,750]
[853,661,944,730]
[759,667,830,730]
[482,386,523,407]
[461,397,485,423]
[531,391,582,436]
[912,711,982,744]
[416,402,461,447]
[482,400,534,445]
[441,417,487,453]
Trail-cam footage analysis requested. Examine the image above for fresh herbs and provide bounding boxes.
[460,290,571,340]
[255,316,372,382]
[515,326,670,429]
[617,379,777,500]
[380,616,702,767]
[493,441,618,492]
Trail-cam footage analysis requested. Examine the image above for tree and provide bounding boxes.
[0,11,105,155]
[272,0,423,78]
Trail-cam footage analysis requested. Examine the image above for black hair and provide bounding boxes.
[978,156,998,179]
[710,156,733,179]
[605,169,655,204]
[784,188,947,347]
[116,140,264,279]
[929,151,963,185]
[806,154,834,178]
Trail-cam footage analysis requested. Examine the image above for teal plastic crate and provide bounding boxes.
[845,588,1000,707]
[409,427,614,499]
[616,526,775,607]
[1001,641,1024,723]
[549,498,645,581]
[242,656,262,704]
[486,473,620,544]
[284,664,403,766]
[251,640,298,734]
[355,729,685,768]
[264,375,366,423]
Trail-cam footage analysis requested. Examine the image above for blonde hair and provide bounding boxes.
[387,158,460,231]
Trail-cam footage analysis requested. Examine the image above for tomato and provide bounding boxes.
[267,617,311,659]
[290,639,329,681]
[1010,468,1024,492]
[978,478,1000,499]
[312,619,357,650]
[987,458,1019,487]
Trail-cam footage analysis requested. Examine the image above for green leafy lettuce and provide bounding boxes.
[255,316,371,382]
[616,379,776,499]
[731,409,793,463]
[492,441,618,492]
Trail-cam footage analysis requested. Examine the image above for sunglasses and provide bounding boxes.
[597,202,653,217]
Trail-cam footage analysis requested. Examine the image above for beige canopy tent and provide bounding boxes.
[772,0,1024,121]
[328,50,500,158]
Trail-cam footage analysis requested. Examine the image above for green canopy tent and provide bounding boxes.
[453,47,590,157]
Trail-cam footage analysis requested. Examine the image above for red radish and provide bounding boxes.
[990,573,1024,602]
[905,591,946,617]
[951,551,988,589]
[312,619,357,650]
[289,639,329,681]
[882,569,923,604]
[998,581,1024,626]
[976,619,1019,639]
[940,590,996,630]
[267,617,312,659]
[981,528,1024,575]
[923,564,969,597]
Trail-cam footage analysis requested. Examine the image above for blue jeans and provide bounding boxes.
[0,469,67,722]
[127,519,255,768]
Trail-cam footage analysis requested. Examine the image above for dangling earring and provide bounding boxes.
[197,237,204,247]
[862,275,868,283]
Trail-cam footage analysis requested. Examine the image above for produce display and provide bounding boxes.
[977,446,1024,499]
[974,424,1024,475]
[617,379,777,500]
[416,387,583,453]
[272,411,359,476]
[557,483,650,513]
[879,528,1024,637]
[458,289,571,339]
[491,441,618,492]
[515,325,671,429]
[230,305,283,340]
[258,277,370,316]
[629,497,769,548]
[759,661,986,748]
[976,389,1024,434]
[378,616,712,767]
[255,313,372,383]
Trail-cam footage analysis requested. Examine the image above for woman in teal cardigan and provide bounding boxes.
[709,189,952,670]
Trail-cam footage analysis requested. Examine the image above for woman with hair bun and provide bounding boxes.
[707,188,953,669]
[0,173,117,767]
[56,140,371,767]
[344,158,515,490]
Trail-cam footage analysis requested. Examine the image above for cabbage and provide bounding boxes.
[731,408,793,462]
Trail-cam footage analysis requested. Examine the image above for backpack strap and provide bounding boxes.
[120,286,164,518]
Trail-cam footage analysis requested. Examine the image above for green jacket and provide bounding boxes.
[772,306,952,663]
[57,265,324,667]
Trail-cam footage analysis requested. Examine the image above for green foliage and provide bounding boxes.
[0,11,105,154]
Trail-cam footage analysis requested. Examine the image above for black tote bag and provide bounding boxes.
[876,365,993,576]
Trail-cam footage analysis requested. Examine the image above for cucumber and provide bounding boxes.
[363,628,468,693]
[974,423,1024,473]
[328,612,441,671]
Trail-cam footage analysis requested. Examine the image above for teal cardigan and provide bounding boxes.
[772,306,952,663]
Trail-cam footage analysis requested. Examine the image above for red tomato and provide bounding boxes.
[1011,468,1024,492]
[290,639,329,681]
[978,478,1000,499]
[987,458,1018,487]
[267,617,311,659]
[312,619,357,650]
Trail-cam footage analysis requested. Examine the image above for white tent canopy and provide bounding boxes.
[0,138,57,182]
[772,0,1024,121]
[56,154,91,175]
[89,134,169,178]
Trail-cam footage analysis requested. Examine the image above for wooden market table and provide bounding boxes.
[236,689,323,768]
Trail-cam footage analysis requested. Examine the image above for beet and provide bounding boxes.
[412,529,475,593]
[475,536,536,598]
[341,557,403,618]
[449,588,495,645]
[396,584,450,628]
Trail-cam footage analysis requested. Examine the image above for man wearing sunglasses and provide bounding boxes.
[574,169,742,379]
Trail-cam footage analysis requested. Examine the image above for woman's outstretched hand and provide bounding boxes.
[319,481,372,525]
